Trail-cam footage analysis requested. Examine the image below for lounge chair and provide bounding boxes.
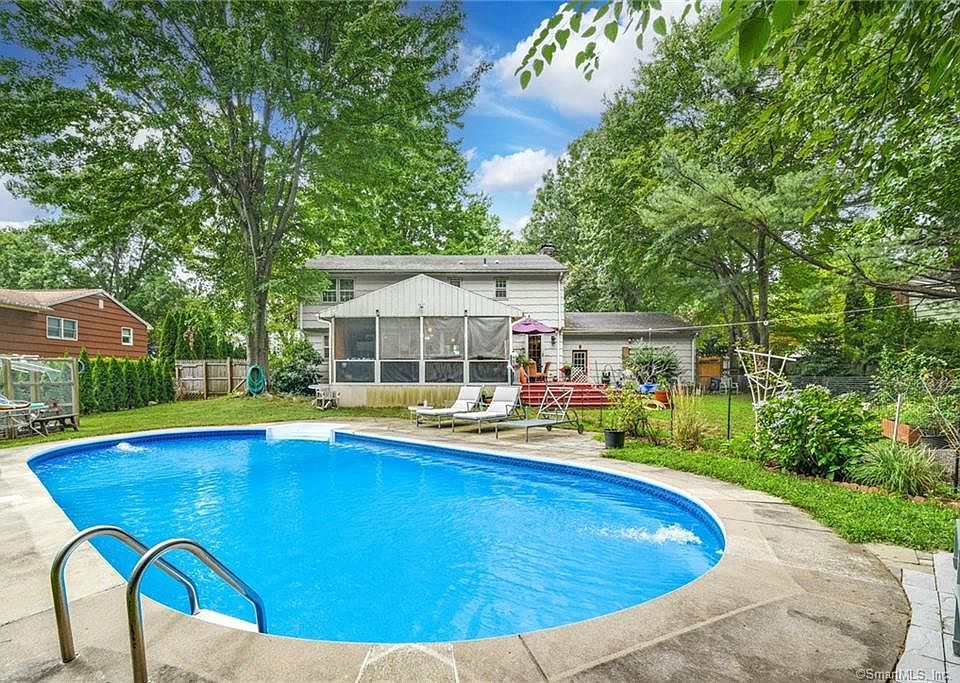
[495,385,583,442]
[451,386,520,433]
[416,385,483,428]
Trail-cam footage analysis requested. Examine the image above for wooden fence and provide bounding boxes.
[175,359,248,398]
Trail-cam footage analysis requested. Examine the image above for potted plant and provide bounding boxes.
[604,406,626,449]
[654,374,670,405]
[917,395,957,449]
[561,363,572,380]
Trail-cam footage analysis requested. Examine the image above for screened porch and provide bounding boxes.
[332,315,511,385]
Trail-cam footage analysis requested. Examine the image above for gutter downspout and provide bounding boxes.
[557,271,564,378]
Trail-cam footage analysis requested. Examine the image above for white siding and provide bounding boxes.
[301,271,562,329]
[563,334,696,384]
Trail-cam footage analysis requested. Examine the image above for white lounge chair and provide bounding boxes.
[451,386,520,433]
[416,385,483,428]
[494,385,583,442]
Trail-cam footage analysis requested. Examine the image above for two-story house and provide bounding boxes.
[299,249,696,406]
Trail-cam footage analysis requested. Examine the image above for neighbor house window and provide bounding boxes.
[494,278,507,298]
[46,316,78,341]
[121,327,134,346]
[322,278,355,303]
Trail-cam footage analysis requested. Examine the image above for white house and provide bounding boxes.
[298,250,697,406]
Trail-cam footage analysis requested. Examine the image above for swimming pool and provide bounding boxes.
[30,427,724,643]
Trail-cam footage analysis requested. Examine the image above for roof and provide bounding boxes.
[305,254,567,274]
[310,274,521,321]
[563,312,699,338]
[0,288,152,330]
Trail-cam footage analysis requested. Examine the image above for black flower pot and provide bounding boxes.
[919,432,949,449]
[604,429,625,449]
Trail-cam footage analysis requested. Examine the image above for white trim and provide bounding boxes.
[45,315,78,341]
[121,326,134,346]
[43,289,154,331]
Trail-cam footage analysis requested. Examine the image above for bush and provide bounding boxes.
[871,348,946,404]
[77,348,96,414]
[848,441,946,497]
[671,384,707,450]
[606,384,659,441]
[755,386,878,480]
[270,337,324,396]
[623,345,681,385]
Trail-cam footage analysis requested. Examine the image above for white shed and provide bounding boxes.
[562,312,698,384]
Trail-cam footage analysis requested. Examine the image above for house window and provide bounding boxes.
[323,278,354,303]
[494,278,507,298]
[121,327,134,346]
[448,277,462,288]
[46,316,78,341]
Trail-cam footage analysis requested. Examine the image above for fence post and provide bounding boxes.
[226,358,232,396]
[201,360,207,400]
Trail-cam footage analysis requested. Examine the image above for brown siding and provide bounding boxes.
[0,294,149,358]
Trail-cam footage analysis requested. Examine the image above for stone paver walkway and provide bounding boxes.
[868,543,955,682]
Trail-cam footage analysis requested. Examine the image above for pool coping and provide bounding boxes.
[1,419,910,681]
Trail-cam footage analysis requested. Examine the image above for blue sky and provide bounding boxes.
[0,2,683,235]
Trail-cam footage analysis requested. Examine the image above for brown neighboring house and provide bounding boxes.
[0,288,150,358]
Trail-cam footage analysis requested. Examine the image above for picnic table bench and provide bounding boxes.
[30,413,79,435]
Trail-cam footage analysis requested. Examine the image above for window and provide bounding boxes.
[121,327,134,346]
[494,278,507,298]
[46,316,78,341]
[468,317,509,383]
[448,277,462,288]
[322,279,355,303]
[423,317,463,359]
[333,317,375,383]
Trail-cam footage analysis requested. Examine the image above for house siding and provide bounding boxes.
[0,295,149,358]
[302,272,563,330]
[563,334,696,384]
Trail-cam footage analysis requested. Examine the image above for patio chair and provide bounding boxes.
[451,386,520,433]
[494,385,583,442]
[528,361,547,382]
[416,385,483,428]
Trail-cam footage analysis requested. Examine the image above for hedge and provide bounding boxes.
[79,351,175,415]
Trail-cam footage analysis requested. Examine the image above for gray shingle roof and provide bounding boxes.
[564,312,699,337]
[306,254,567,273]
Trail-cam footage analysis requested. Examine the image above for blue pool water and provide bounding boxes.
[30,430,724,642]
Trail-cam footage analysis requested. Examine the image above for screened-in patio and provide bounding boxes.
[332,315,511,384]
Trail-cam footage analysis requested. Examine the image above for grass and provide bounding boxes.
[578,393,756,441]
[609,441,958,551]
[0,395,406,450]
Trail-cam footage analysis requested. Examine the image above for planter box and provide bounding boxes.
[880,418,921,445]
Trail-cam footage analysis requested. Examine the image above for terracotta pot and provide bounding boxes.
[654,389,670,405]
[880,418,921,445]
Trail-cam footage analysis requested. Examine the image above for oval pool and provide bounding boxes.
[30,428,724,643]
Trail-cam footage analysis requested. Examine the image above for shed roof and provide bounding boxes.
[311,274,522,321]
[0,288,152,329]
[306,254,567,274]
[564,312,699,338]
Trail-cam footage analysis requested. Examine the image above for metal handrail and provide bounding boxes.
[126,538,266,683]
[50,525,200,663]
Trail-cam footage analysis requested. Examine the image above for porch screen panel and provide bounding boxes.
[379,318,420,359]
[425,361,463,384]
[381,362,419,383]
[423,317,463,359]
[334,317,375,383]
[467,317,508,359]
[468,317,509,383]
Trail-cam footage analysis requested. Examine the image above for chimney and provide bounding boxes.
[539,243,556,257]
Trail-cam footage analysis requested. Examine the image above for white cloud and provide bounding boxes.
[463,146,478,163]
[511,215,530,234]
[493,4,689,116]
[477,148,558,194]
[0,177,44,225]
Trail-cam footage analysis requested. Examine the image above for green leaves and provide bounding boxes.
[520,70,532,89]
[604,20,619,42]
[737,14,770,67]
[653,16,667,36]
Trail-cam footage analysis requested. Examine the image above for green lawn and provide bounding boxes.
[0,395,406,450]
[608,442,958,551]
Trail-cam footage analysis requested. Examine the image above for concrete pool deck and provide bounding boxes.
[1,419,909,681]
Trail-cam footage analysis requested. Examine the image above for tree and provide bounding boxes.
[520,1,960,299]
[77,348,96,414]
[0,227,94,289]
[1,1,485,375]
[92,356,115,413]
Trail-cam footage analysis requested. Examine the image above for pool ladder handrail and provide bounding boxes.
[126,537,267,683]
[50,524,201,663]
[51,526,267,683]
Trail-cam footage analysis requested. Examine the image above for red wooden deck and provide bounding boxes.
[520,382,610,408]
